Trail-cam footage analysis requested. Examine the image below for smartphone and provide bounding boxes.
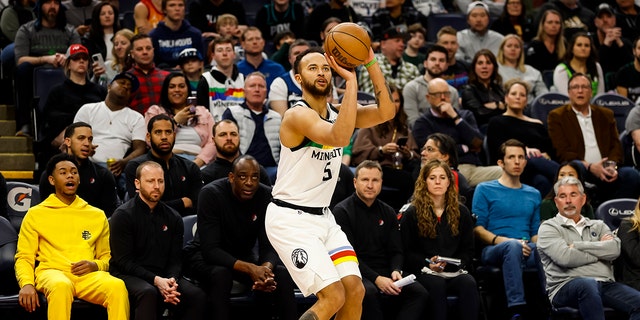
[91,53,105,69]
[397,137,408,147]
[84,18,92,26]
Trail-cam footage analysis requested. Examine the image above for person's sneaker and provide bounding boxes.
[15,124,31,137]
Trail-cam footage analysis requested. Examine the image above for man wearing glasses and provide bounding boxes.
[403,44,460,128]
[412,78,502,186]
[548,73,640,201]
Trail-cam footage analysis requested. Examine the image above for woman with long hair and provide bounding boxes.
[352,84,419,210]
[490,0,534,42]
[486,79,558,196]
[525,9,566,73]
[417,133,473,204]
[82,2,119,60]
[92,28,134,84]
[540,161,594,220]
[497,34,548,102]
[618,197,640,291]
[401,159,478,320]
[144,72,215,167]
[553,32,605,95]
[461,49,505,131]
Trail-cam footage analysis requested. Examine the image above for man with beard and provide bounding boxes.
[538,177,640,319]
[124,114,202,216]
[456,1,504,64]
[110,161,207,320]
[265,47,395,320]
[437,26,469,91]
[38,122,118,217]
[184,155,297,320]
[403,45,460,128]
[14,0,81,136]
[200,119,271,185]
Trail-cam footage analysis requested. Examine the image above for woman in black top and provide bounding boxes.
[460,49,505,132]
[401,160,478,320]
[490,0,534,42]
[525,9,566,74]
[486,79,558,196]
[82,2,120,60]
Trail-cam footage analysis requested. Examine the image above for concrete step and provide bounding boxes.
[0,136,32,153]
[0,120,16,136]
[0,105,15,121]
[0,171,33,180]
[0,153,35,171]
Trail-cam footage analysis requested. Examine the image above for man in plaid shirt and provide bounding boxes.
[357,26,420,95]
[127,33,170,115]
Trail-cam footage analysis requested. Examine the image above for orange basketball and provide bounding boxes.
[323,22,371,69]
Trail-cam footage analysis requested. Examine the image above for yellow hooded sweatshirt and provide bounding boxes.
[15,194,111,288]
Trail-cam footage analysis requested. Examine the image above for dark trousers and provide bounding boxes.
[552,278,640,320]
[14,62,35,130]
[362,277,428,320]
[190,258,297,320]
[118,274,207,320]
[416,273,479,320]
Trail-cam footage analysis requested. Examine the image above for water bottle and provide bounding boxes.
[98,74,108,88]
[392,151,403,170]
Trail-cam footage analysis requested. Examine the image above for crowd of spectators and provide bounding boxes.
[3,0,640,319]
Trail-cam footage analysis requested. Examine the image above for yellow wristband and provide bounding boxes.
[364,57,377,68]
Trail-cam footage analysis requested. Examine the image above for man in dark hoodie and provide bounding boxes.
[149,0,204,69]
[535,0,596,40]
[13,0,80,136]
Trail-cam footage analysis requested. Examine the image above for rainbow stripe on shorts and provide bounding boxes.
[329,246,358,265]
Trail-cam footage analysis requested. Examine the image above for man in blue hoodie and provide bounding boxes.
[149,0,204,69]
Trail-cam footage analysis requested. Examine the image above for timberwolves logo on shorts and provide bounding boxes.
[291,248,308,269]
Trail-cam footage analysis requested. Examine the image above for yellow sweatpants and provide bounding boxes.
[35,269,129,320]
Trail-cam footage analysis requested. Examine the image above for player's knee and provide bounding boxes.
[343,277,365,303]
[47,277,74,296]
[318,282,346,311]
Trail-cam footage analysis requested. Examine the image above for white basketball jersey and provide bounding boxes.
[272,101,342,207]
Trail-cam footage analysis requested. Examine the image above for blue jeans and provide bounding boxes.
[482,240,542,307]
[552,278,640,320]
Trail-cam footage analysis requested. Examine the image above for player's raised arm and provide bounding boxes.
[280,49,358,148]
[354,48,395,128]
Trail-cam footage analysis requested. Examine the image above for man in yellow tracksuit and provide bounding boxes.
[14,153,129,320]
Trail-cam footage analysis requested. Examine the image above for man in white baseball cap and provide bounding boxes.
[455,1,504,64]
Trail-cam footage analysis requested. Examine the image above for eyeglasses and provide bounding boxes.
[568,85,591,91]
[428,91,451,97]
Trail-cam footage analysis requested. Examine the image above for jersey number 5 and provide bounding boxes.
[322,162,332,181]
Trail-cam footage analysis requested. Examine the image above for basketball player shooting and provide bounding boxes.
[265,44,395,320]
